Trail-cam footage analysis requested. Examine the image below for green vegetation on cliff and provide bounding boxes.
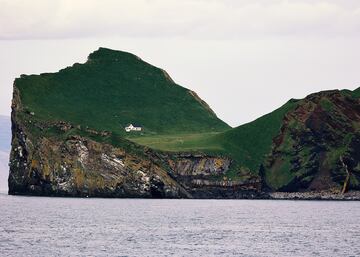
[16,47,229,135]
[263,90,360,191]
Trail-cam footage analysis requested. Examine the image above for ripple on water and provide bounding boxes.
[0,194,359,257]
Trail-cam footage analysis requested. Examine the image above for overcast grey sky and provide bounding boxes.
[0,0,359,127]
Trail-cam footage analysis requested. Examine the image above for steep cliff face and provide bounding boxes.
[167,155,261,198]
[9,131,188,198]
[264,90,360,192]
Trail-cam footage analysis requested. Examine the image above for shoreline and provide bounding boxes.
[4,190,360,201]
[269,191,360,201]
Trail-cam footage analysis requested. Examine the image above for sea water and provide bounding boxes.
[0,193,359,257]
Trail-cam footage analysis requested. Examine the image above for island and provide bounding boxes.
[9,47,360,200]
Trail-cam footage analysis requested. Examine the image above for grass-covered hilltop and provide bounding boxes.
[17,47,229,135]
[9,47,360,199]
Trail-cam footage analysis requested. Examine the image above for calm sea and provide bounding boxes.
[0,193,359,257]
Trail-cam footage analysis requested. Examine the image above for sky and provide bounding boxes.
[0,0,360,127]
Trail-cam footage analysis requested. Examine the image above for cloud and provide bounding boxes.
[0,0,360,40]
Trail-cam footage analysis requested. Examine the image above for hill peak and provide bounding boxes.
[14,48,230,135]
[88,47,142,62]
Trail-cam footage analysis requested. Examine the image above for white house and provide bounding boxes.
[125,123,142,132]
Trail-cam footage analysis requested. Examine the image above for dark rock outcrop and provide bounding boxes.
[264,90,360,192]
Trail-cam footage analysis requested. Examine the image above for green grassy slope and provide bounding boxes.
[131,100,297,174]
[342,87,360,98]
[16,47,230,135]
[130,132,223,152]
[215,100,297,172]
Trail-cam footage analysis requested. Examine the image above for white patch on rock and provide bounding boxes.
[60,164,67,172]
[136,170,150,192]
[17,146,23,158]
[137,170,150,183]
[101,153,125,170]
[76,141,89,167]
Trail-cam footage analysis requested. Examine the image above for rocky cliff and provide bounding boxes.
[8,47,360,199]
[264,90,360,192]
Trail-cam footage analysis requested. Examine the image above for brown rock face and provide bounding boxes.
[170,156,231,176]
[9,125,263,198]
[9,133,189,198]
[265,90,360,192]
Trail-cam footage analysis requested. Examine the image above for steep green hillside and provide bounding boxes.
[215,100,297,172]
[15,48,229,135]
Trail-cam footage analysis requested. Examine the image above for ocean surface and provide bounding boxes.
[0,194,359,257]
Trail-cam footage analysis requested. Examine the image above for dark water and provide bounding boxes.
[0,194,359,257]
